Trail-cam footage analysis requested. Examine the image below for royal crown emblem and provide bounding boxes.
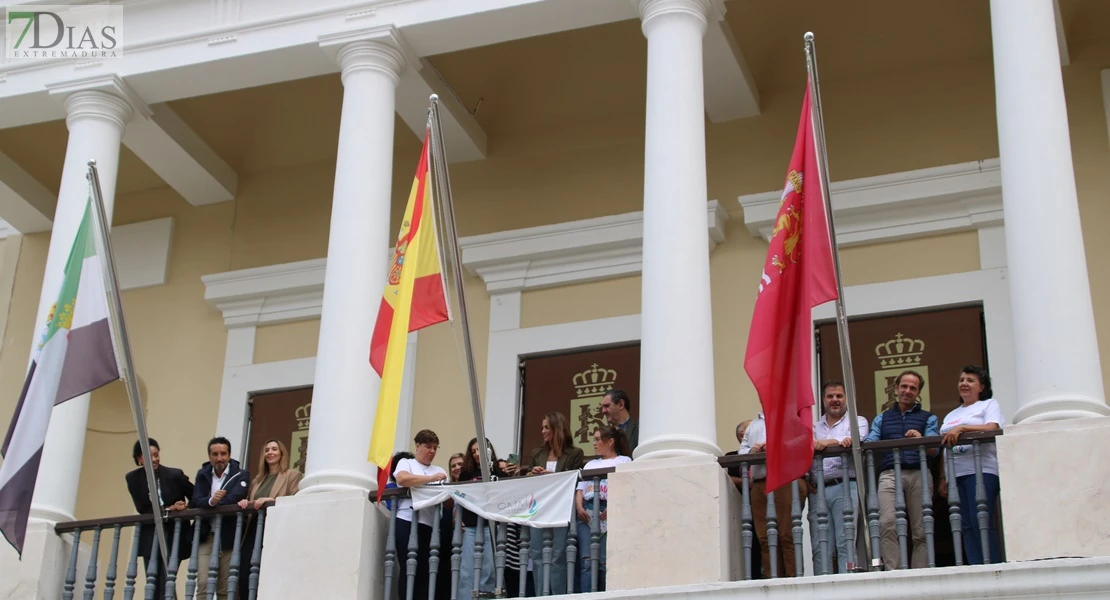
[573,364,617,398]
[294,402,311,430]
[874,333,925,368]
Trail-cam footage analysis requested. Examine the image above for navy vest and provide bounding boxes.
[878,404,934,471]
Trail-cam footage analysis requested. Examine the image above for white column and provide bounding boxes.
[990,0,1109,422]
[300,32,406,494]
[28,78,138,523]
[635,0,720,459]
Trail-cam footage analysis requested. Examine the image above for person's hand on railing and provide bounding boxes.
[167,500,188,512]
[941,426,967,446]
[904,429,923,438]
[814,439,829,451]
[751,443,766,453]
[237,499,250,509]
[839,437,853,447]
[530,466,548,475]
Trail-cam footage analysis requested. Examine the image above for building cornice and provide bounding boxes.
[202,201,729,324]
[737,159,1002,247]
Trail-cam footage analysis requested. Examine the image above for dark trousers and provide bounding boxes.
[957,473,1001,565]
[395,518,437,600]
[503,568,535,598]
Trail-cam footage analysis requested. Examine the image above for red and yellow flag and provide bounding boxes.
[368,131,449,476]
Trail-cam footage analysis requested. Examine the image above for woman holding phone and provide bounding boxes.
[523,412,584,595]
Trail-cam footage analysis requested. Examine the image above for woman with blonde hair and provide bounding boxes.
[236,439,302,598]
[523,412,583,595]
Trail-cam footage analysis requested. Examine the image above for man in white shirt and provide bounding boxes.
[739,413,810,578]
[808,381,869,574]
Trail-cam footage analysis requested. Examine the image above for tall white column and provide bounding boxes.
[635,0,720,459]
[300,31,406,494]
[990,0,1109,422]
[28,77,138,523]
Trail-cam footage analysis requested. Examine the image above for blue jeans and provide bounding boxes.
[808,480,858,574]
[459,525,496,595]
[957,473,1001,565]
[576,500,607,593]
[528,526,567,596]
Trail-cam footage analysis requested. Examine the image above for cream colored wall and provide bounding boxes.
[1,32,1108,526]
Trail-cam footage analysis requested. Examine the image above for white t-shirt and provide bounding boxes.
[577,456,631,533]
[546,460,557,473]
[939,398,1004,477]
[393,457,447,526]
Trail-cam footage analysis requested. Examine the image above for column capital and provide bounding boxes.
[319,25,413,86]
[45,74,149,131]
[635,0,716,30]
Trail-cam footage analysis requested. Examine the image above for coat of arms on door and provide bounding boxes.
[873,333,930,413]
[570,364,616,455]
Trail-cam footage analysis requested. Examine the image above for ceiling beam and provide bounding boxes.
[0,150,56,234]
[396,59,488,164]
[123,103,239,205]
[702,4,760,122]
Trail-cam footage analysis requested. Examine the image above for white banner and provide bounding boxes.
[411,471,578,528]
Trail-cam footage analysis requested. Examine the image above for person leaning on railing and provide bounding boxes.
[574,425,631,593]
[235,439,302,599]
[458,438,512,598]
[193,436,251,600]
[938,365,1004,565]
[863,370,938,570]
[125,437,194,595]
[394,429,448,600]
[523,411,584,596]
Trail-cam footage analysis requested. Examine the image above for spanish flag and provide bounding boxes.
[368,131,449,488]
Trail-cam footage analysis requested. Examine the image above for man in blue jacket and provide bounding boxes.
[193,436,250,599]
[864,371,938,570]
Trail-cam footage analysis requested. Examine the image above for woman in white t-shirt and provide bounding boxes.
[393,429,448,600]
[938,366,1004,565]
[575,425,632,593]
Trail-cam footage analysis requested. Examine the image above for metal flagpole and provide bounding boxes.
[426,96,492,483]
[803,33,874,570]
[86,161,170,569]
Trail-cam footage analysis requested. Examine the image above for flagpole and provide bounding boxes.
[426,96,493,483]
[803,33,874,571]
[86,161,170,569]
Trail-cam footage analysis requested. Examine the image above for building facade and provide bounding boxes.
[1,0,1110,597]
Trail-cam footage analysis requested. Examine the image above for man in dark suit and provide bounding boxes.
[193,436,250,599]
[125,438,194,594]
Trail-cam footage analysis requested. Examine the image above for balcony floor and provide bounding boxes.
[586,557,1110,599]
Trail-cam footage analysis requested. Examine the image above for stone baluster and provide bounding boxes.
[144,526,160,600]
[82,526,102,599]
[565,510,577,594]
[973,441,992,563]
[865,451,882,570]
[590,477,602,592]
[518,526,530,598]
[892,451,909,569]
[63,529,81,600]
[791,480,804,577]
[248,508,267,600]
[184,519,203,598]
[812,457,830,575]
[104,524,123,600]
[449,506,461,600]
[207,516,223,599]
[918,446,935,568]
[541,528,553,596]
[840,455,856,571]
[765,487,778,578]
[406,509,420,600]
[472,515,486,598]
[495,519,508,596]
[428,504,441,600]
[945,448,964,566]
[740,464,753,580]
[164,519,184,599]
[227,513,245,600]
[384,502,398,599]
[123,524,142,600]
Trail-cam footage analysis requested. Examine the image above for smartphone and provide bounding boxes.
[507,453,520,465]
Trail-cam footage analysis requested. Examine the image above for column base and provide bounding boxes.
[633,434,722,461]
[1012,395,1110,423]
[258,489,386,600]
[997,416,1110,561]
[606,454,741,589]
[0,521,90,599]
[298,469,377,495]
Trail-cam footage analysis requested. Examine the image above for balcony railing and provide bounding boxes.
[378,431,1003,598]
[54,502,272,600]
